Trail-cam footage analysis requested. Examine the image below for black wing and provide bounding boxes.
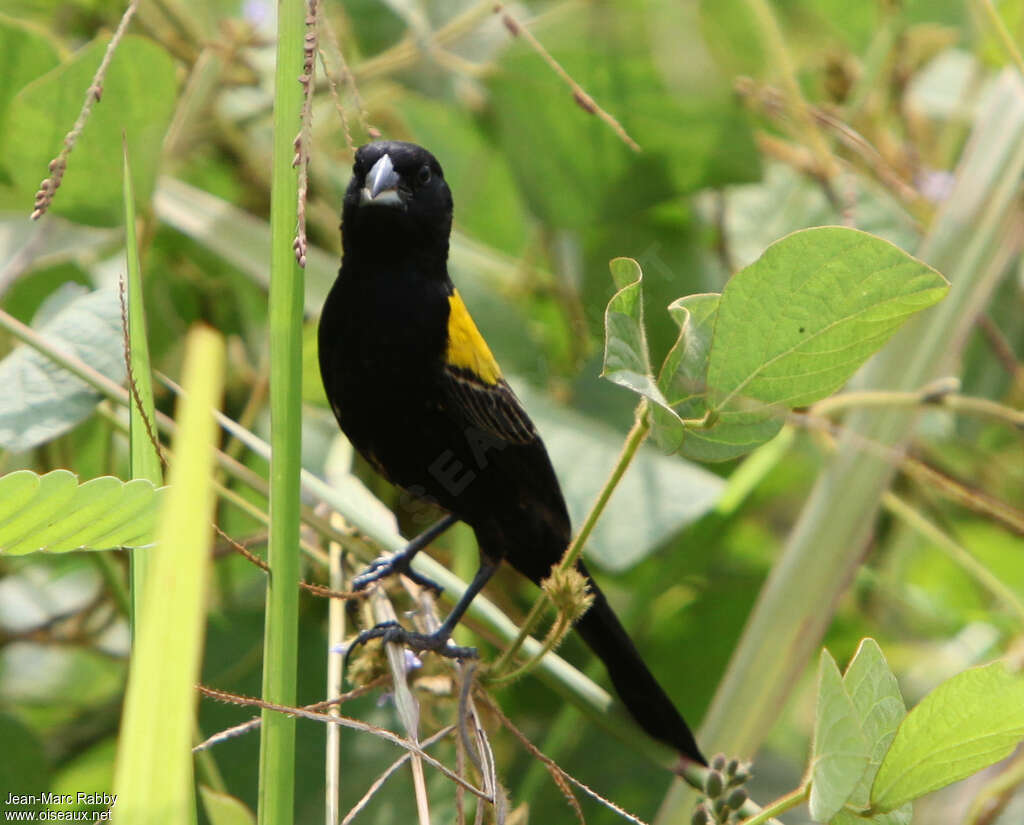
[440,365,537,445]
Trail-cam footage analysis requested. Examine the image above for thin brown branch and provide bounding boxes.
[195,686,490,797]
[31,0,141,220]
[319,12,379,141]
[477,690,653,825]
[194,676,389,751]
[118,276,166,469]
[293,0,319,268]
[493,3,640,153]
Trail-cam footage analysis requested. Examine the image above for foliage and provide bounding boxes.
[0,1,1022,824]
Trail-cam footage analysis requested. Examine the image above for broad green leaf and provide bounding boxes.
[600,257,676,416]
[0,16,60,164]
[871,661,1024,811]
[809,649,870,822]
[0,284,124,451]
[5,35,177,226]
[650,293,731,458]
[0,470,166,555]
[0,213,116,278]
[699,227,947,457]
[842,640,907,809]
[112,326,224,825]
[198,787,256,825]
[487,4,758,229]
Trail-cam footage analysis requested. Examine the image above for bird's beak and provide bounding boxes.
[361,153,403,207]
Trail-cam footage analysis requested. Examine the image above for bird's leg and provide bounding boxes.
[352,514,458,594]
[346,557,499,661]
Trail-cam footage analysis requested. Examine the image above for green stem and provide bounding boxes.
[489,613,571,687]
[489,400,650,678]
[738,784,809,825]
[882,491,1024,625]
[92,550,131,618]
[965,747,1024,825]
[257,0,305,820]
[742,0,837,179]
[811,387,1024,429]
[975,0,1024,75]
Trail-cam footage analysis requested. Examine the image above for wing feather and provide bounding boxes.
[441,366,537,445]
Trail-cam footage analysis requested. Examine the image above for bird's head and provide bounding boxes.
[341,141,453,262]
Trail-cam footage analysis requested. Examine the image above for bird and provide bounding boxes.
[318,140,705,765]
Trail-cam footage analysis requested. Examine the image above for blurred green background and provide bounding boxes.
[0,0,1022,823]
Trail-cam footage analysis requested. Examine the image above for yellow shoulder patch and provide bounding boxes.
[446,289,502,385]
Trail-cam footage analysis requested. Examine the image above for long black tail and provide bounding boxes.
[574,563,706,765]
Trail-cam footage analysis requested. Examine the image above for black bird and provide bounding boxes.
[318,140,705,765]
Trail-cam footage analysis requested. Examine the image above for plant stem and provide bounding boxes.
[882,491,1024,625]
[742,0,837,180]
[257,0,306,819]
[738,784,809,825]
[811,387,1024,429]
[975,0,1024,75]
[489,400,650,678]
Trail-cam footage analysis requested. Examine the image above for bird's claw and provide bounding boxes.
[344,621,477,663]
[352,556,444,595]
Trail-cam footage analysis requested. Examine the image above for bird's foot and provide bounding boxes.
[352,555,443,595]
[345,621,477,662]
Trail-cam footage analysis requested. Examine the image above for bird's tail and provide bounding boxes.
[573,563,706,765]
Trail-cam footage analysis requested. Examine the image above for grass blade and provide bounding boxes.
[122,141,162,639]
[111,325,225,824]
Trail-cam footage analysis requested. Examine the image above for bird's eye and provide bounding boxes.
[417,165,432,185]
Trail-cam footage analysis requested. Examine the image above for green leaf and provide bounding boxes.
[710,226,948,409]
[842,640,907,809]
[0,15,60,165]
[600,257,676,417]
[871,661,1024,811]
[111,326,224,825]
[123,142,161,631]
[830,640,912,825]
[198,787,256,825]
[0,470,166,555]
[487,5,758,229]
[5,34,177,225]
[650,293,727,457]
[699,227,947,459]
[0,284,124,451]
[123,145,161,486]
[809,649,870,822]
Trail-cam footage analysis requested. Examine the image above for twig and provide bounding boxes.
[118,276,166,469]
[31,0,141,219]
[293,0,319,267]
[194,676,388,751]
[492,3,640,152]
[882,492,1024,624]
[319,12,379,140]
[195,685,488,796]
[340,726,456,825]
[478,690,653,825]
